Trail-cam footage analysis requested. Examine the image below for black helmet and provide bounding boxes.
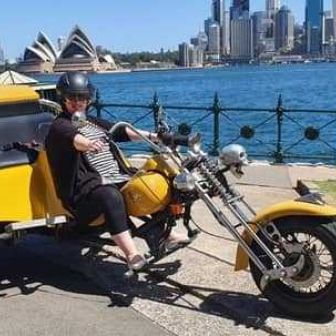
[56,71,96,101]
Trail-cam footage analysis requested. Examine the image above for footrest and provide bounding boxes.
[5,216,67,233]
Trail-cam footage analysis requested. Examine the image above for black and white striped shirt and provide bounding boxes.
[79,122,130,184]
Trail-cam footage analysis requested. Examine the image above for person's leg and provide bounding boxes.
[111,230,138,260]
[75,185,145,268]
[89,186,145,268]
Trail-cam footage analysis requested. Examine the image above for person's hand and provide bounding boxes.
[86,139,105,153]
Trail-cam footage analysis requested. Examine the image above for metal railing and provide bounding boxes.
[90,91,336,164]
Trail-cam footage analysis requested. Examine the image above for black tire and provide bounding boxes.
[249,216,336,318]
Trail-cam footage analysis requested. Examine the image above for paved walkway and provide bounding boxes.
[1,163,336,336]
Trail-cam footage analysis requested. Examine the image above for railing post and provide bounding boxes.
[151,92,160,131]
[95,89,102,118]
[211,92,221,156]
[275,94,284,163]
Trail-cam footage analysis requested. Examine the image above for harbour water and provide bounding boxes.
[35,63,336,162]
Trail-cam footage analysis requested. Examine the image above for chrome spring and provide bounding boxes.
[198,160,233,203]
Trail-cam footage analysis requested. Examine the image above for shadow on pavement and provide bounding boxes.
[0,245,106,298]
[0,242,334,334]
[200,292,334,331]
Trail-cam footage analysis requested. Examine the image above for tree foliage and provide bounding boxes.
[96,46,178,66]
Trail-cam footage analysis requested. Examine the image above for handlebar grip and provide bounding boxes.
[159,133,189,147]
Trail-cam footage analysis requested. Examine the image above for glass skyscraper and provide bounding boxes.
[212,0,224,25]
[305,0,324,55]
[231,0,249,19]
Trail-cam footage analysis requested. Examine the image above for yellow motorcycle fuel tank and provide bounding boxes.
[141,155,180,179]
[121,171,171,217]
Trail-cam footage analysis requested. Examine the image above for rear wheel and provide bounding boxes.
[249,217,336,318]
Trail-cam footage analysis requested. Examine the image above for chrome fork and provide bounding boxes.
[193,160,304,287]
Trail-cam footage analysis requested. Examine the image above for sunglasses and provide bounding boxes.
[65,94,90,102]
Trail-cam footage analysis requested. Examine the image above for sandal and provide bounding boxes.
[127,254,147,271]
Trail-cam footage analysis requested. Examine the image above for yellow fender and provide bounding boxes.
[235,200,336,271]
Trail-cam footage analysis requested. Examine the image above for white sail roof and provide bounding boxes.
[0,70,38,85]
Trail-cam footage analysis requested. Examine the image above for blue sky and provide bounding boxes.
[0,0,332,59]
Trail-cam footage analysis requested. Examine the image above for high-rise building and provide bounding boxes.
[208,22,221,54]
[275,5,294,51]
[178,43,190,67]
[252,11,275,55]
[189,46,204,67]
[266,0,280,40]
[223,10,231,55]
[231,0,249,19]
[178,43,203,67]
[305,0,323,55]
[230,17,253,60]
[324,10,334,42]
[211,1,229,56]
[266,0,281,18]
[212,0,224,26]
[204,17,214,37]
[190,32,208,51]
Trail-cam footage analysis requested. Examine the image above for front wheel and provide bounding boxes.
[249,216,336,318]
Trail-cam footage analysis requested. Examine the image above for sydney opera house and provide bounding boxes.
[17,26,117,73]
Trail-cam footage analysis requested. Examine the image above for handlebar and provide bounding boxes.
[108,122,162,153]
[159,133,189,147]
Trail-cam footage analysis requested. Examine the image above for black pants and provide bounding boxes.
[74,185,129,235]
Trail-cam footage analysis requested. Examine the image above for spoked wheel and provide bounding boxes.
[249,216,336,318]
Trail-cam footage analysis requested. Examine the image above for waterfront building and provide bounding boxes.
[17,31,57,73]
[231,0,249,20]
[190,32,208,51]
[178,42,203,67]
[18,25,117,73]
[178,43,189,67]
[263,38,276,52]
[230,17,253,61]
[204,17,214,37]
[252,11,275,56]
[208,22,221,55]
[275,6,294,52]
[98,54,117,71]
[212,0,224,26]
[223,11,231,55]
[211,1,230,56]
[189,46,204,67]
[53,26,100,72]
[324,11,334,43]
[323,41,336,57]
[265,0,280,39]
[305,0,324,56]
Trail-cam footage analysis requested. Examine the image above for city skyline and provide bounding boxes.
[0,0,333,59]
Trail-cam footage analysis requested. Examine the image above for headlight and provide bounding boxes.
[173,173,195,191]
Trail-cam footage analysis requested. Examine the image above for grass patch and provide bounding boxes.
[314,180,336,200]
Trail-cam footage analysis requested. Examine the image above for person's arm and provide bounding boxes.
[125,127,158,142]
[73,134,105,152]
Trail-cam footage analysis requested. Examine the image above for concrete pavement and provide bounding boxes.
[1,162,336,336]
